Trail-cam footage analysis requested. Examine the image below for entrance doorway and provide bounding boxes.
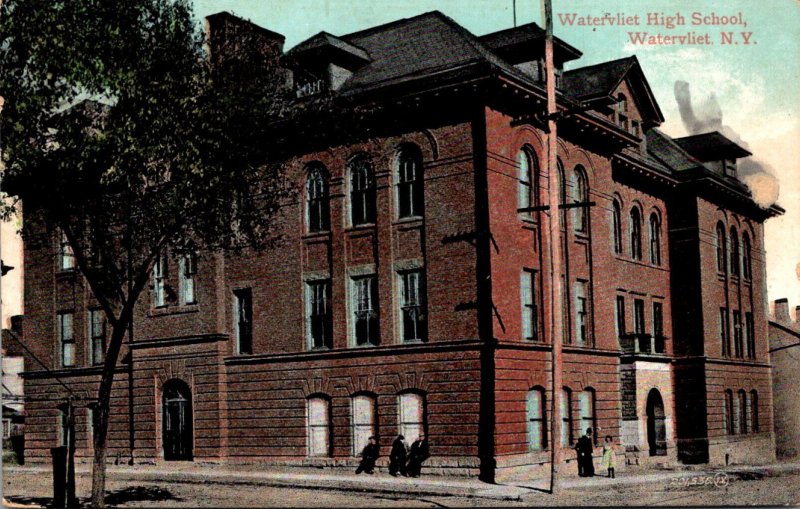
[162,379,193,461]
[646,388,667,456]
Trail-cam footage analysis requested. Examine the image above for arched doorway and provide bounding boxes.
[646,389,667,456]
[162,379,193,461]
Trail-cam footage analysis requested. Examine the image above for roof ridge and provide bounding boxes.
[341,10,443,41]
[564,55,637,75]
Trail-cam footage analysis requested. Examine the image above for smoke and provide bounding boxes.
[673,80,779,208]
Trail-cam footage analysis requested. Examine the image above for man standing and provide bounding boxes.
[575,428,595,477]
[388,434,407,476]
[406,434,430,478]
[355,436,380,475]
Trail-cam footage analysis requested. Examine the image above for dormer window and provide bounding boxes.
[723,158,737,177]
[615,93,629,131]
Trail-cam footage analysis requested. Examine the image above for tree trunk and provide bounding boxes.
[90,316,131,508]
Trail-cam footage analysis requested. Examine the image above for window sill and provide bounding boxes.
[149,305,199,318]
[392,216,423,227]
[346,223,377,233]
[302,230,332,241]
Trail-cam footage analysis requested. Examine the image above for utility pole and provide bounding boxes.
[541,0,565,495]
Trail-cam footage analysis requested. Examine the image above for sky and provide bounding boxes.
[192,0,800,316]
[1,0,797,324]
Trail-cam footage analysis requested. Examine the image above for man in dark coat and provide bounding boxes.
[406,434,430,478]
[388,434,407,476]
[355,436,380,474]
[575,428,595,477]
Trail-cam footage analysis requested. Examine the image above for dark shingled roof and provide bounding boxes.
[647,129,704,173]
[479,23,582,65]
[673,132,751,161]
[562,56,635,100]
[285,31,370,66]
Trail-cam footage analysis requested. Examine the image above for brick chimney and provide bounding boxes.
[774,298,790,322]
[204,12,285,70]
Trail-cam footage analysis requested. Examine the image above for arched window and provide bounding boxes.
[630,207,642,261]
[723,390,734,435]
[649,212,662,265]
[612,200,623,255]
[749,390,759,432]
[307,396,331,457]
[716,223,727,273]
[397,146,424,218]
[349,157,376,226]
[560,387,573,446]
[742,232,752,280]
[526,387,547,451]
[306,165,330,232]
[730,228,740,277]
[351,394,376,456]
[398,392,426,442]
[738,389,747,433]
[572,166,588,233]
[579,388,596,444]
[517,148,539,215]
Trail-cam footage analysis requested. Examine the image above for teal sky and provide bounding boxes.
[192,0,800,309]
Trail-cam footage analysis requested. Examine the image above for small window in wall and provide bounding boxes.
[630,208,642,260]
[716,223,727,273]
[178,253,197,305]
[397,147,424,218]
[745,312,755,359]
[560,387,573,447]
[749,390,759,432]
[612,200,623,255]
[398,392,425,442]
[733,311,743,358]
[306,165,330,232]
[352,275,379,346]
[526,387,547,451]
[732,389,741,434]
[399,270,427,342]
[153,254,168,308]
[615,295,626,339]
[351,395,376,456]
[742,233,752,280]
[88,309,106,365]
[521,269,540,341]
[730,228,740,277]
[720,307,730,357]
[633,299,645,336]
[738,390,748,434]
[233,288,253,355]
[579,389,596,444]
[574,281,589,345]
[58,231,76,271]
[59,312,75,368]
[653,301,664,353]
[306,280,332,349]
[307,397,331,457]
[572,167,588,234]
[724,390,734,435]
[649,213,661,265]
[349,158,376,226]
[58,408,69,446]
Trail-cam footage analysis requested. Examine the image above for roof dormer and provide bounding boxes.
[285,32,371,97]
[673,132,751,180]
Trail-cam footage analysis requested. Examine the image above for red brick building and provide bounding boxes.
[19,11,782,479]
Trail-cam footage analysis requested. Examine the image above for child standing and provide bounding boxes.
[601,435,616,479]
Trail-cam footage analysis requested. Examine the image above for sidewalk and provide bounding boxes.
[8,460,800,502]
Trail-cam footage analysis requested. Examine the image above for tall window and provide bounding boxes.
[616,93,629,130]
[521,270,540,341]
[153,254,167,308]
[517,149,538,215]
[560,388,573,446]
[716,223,727,273]
[649,212,661,265]
[738,390,748,434]
[579,389,596,444]
[720,307,730,357]
[742,233,752,280]
[749,390,759,432]
[732,388,741,434]
[307,397,331,457]
[745,312,755,359]
[397,146,424,218]
[526,387,547,451]
[59,312,75,368]
[351,394,376,456]
[349,158,376,226]
[653,301,664,353]
[572,166,588,233]
[730,228,740,277]
[630,208,642,260]
[352,275,379,346]
[306,165,330,232]
[574,281,589,345]
[178,253,197,305]
[724,390,734,435]
[733,311,743,358]
[398,392,425,442]
[306,280,332,349]
[400,270,427,342]
[615,295,626,339]
[58,231,76,271]
[88,309,106,365]
[233,288,253,355]
[633,299,645,336]
[612,200,623,255]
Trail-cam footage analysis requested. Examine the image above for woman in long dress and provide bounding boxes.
[601,435,616,478]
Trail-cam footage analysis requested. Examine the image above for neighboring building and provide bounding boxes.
[769,298,800,459]
[18,11,782,479]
